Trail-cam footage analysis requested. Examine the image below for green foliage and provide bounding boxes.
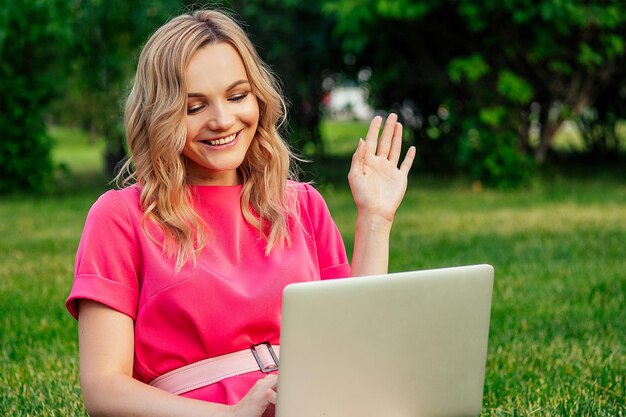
[231,0,344,156]
[49,0,341,169]
[448,55,490,83]
[0,117,54,195]
[323,0,626,186]
[5,0,626,191]
[478,107,508,128]
[50,0,192,177]
[575,86,626,159]
[496,71,534,105]
[459,124,536,188]
[0,0,74,194]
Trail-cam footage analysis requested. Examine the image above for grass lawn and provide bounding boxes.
[1,122,625,416]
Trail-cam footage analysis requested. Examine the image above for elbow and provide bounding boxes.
[81,385,107,417]
[79,375,119,417]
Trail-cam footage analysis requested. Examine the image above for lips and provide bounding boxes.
[201,131,239,146]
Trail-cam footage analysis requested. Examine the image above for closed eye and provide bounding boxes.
[187,104,205,115]
[187,91,250,114]
[228,92,249,102]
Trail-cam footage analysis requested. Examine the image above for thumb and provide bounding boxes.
[350,138,366,175]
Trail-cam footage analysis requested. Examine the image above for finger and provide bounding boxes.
[252,374,277,394]
[350,138,366,175]
[266,388,277,405]
[263,374,278,405]
[262,373,278,387]
[376,113,398,157]
[388,122,403,164]
[399,146,417,175]
[364,115,383,155]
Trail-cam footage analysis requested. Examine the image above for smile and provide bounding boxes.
[203,132,238,146]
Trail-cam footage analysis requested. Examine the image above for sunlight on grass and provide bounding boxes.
[320,119,368,156]
[395,202,626,237]
[322,118,626,156]
[551,121,586,152]
[49,125,106,174]
[539,119,626,154]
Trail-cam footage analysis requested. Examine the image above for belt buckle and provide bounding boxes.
[250,342,279,373]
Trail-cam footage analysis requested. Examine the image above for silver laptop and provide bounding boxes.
[275,264,494,417]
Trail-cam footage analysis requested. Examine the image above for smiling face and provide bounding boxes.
[183,42,260,185]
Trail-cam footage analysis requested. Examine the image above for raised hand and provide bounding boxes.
[348,113,416,224]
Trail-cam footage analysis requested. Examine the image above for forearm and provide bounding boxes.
[77,300,233,417]
[350,211,393,277]
[81,373,230,417]
[346,113,414,277]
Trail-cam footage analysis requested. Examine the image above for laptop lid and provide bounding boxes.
[275,264,494,417]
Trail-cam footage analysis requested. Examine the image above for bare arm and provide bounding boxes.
[348,114,416,277]
[77,300,276,417]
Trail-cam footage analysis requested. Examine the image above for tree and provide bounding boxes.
[575,67,626,160]
[230,0,344,157]
[53,0,342,179]
[0,0,74,194]
[55,0,190,177]
[323,0,626,185]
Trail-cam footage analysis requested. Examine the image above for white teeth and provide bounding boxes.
[207,133,236,146]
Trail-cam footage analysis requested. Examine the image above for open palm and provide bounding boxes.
[348,114,416,222]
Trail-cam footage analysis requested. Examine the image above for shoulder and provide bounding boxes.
[287,180,326,207]
[92,185,140,209]
[86,185,142,226]
[286,180,335,230]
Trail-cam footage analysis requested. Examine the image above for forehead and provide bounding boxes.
[186,42,248,92]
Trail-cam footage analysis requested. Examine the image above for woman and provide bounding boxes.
[66,9,415,417]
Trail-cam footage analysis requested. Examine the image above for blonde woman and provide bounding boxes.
[66,9,415,417]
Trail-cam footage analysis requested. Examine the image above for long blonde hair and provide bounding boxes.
[118,10,299,270]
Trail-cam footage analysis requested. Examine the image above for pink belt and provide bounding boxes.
[149,342,280,395]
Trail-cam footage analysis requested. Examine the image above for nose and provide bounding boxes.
[205,103,235,131]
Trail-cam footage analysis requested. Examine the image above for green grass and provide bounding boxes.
[322,177,626,416]
[321,118,626,156]
[50,126,106,174]
[50,125,110,194]
[320,119,369,156]
[1,124,625,415]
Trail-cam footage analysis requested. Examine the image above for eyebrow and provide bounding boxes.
[187,79,250,97]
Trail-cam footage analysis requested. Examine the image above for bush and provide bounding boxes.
[458,114,536,188]
[0,111,54,194]
[0,0,72,194]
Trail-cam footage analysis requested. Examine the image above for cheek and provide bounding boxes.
[245,96,260,125]
[185,117,202,139]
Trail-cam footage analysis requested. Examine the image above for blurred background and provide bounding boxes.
[2,0,626,193]
[1,1,625,416]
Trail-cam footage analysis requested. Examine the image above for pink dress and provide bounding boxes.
[66,182,351,404]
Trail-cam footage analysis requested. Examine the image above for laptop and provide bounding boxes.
[275,264,494,417]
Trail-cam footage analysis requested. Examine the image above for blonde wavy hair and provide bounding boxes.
[117,9,300,270]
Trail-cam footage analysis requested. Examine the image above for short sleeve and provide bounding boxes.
[66,190,141,320]
[300,183,351,279]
